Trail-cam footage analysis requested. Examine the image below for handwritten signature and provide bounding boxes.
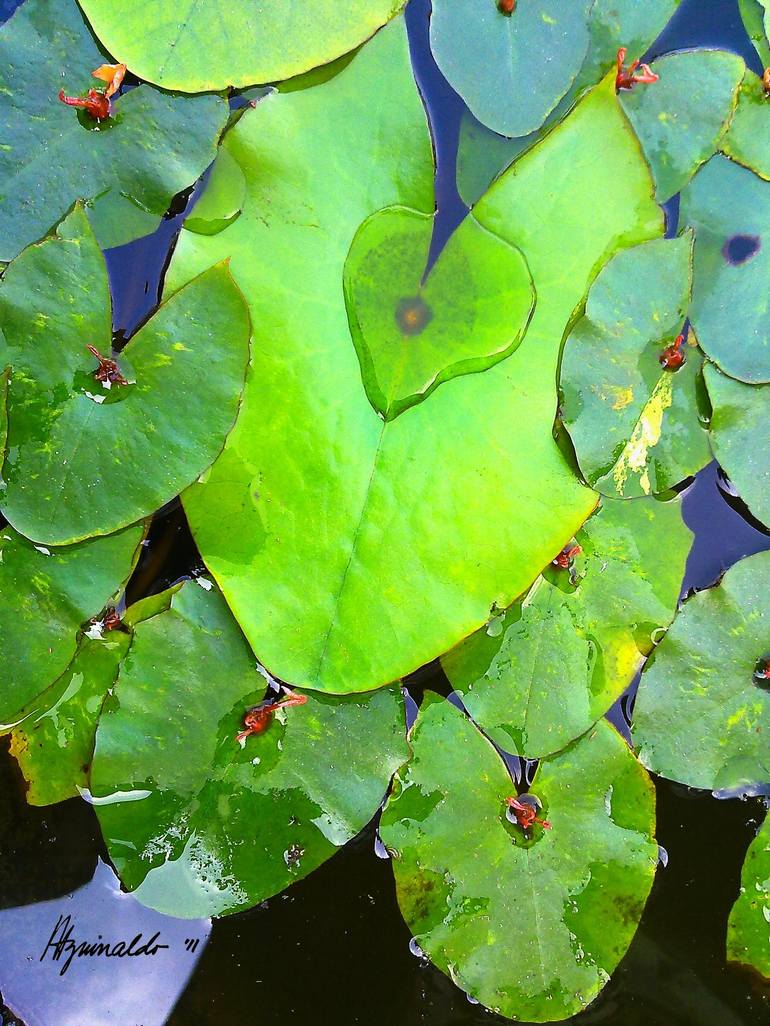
[39,915,170,977]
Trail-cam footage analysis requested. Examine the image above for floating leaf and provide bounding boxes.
[680,154,770,383]
[455,0,683,206]
[184,148,247,237]
[721,72,770,182]
[77,0,407,92]
[429,0,593,138]
[86,191,162,251]
[705,363,770,530]
[0,362,8,463]
[165,22,661,693]
[442,495,691,758]
[0,0,228,261]
[343,206,534,420]
[739,0,770,67]
[91,582,408,918]
[0,523,142,724]
[380,700,657,1022]
[8,632,130,805]
[619,50,743,203]
[633,550,770,792]
[727,814,770,977]
[561,234,710,497]
[0,203,251,545]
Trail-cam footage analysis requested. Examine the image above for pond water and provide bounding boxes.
[1,0,769,1024]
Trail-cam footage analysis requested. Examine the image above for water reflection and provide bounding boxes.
[0,860,210,1026]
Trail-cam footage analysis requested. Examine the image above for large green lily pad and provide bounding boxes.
[77,0,406,91]
[619,50,744,203]
[721,72,770,182]
[8,631,130,806]
[0,0,228,262]
[456,0,683,206]
[0,523,142,724]
[728,814,770,977]
[343,206,534,420]
[379,699,657,1021]
[429,0,593,138]
[633,550,770,792]
[680,155,770,384]
[0,203,251,545]
[739,0,770,67]
[91,582,408,919]
[705,363,770,530]
[561,233,711,497]
[442,495,691,758]
[165,22,661,694]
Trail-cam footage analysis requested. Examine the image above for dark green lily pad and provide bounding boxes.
[722,72,770,181]
[456,0,684,206]
[619,50,744,203]
[561,234,711,497]
[92,582,408,918]
[167,27,661,693]
[430,0,593,138]
[343,206,534,420]
[739,0,770,67]
[728,814,770,977]
[0,523,142,724]
[77,0,406,91]
[442,495,691,758]
[633,550,770,792]
[0,0,228,261]
[0,203,251,545]
[705,363,770,529]
[379,700,657,1021]
[8,631,130,806]
[680,154,770,383]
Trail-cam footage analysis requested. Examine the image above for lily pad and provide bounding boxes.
[705,363,770,530]
[633,550,770,792]
[0,0,228,261]
[727,814,770,977]
[561,233,711,497]
[619,50,744,203]
[442,494,691,758]
[429,0,593,138]
[739,0,770,67]
[184,147,247,237]
[379,699,657,1021]
[0,523,142,724]
[166,21,661,693]
[0,203,251,545]
[721,71,770,182]
[343,206,534,420]
[77,0,407,92]
[680,154,770,383]
[8,631,130,806]
[455,0,683,206]
[91,582,409,919]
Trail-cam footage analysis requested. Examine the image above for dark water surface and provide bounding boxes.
[1,0,770,1024]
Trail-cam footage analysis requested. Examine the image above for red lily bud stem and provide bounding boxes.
[616,47,659,92]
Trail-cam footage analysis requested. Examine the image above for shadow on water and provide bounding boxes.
[1,0,769,1024]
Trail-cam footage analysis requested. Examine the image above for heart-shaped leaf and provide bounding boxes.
[705,363,770,530]
[0,523,142,723]
[728,814,770,977]
[91,582,409,918]
[343,205,534,420]
[680,154,770,383]
[633,550,770,792]
[722,71,770,181]
[0,0,228,261]
[619,50,743,203]
[561,233,711,497]
[0,203,251,545]
[442,494,691,758]
[165,21,661,694]
[77,0,407,91]
[429,0,593,138]
[379,699,657,1022]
